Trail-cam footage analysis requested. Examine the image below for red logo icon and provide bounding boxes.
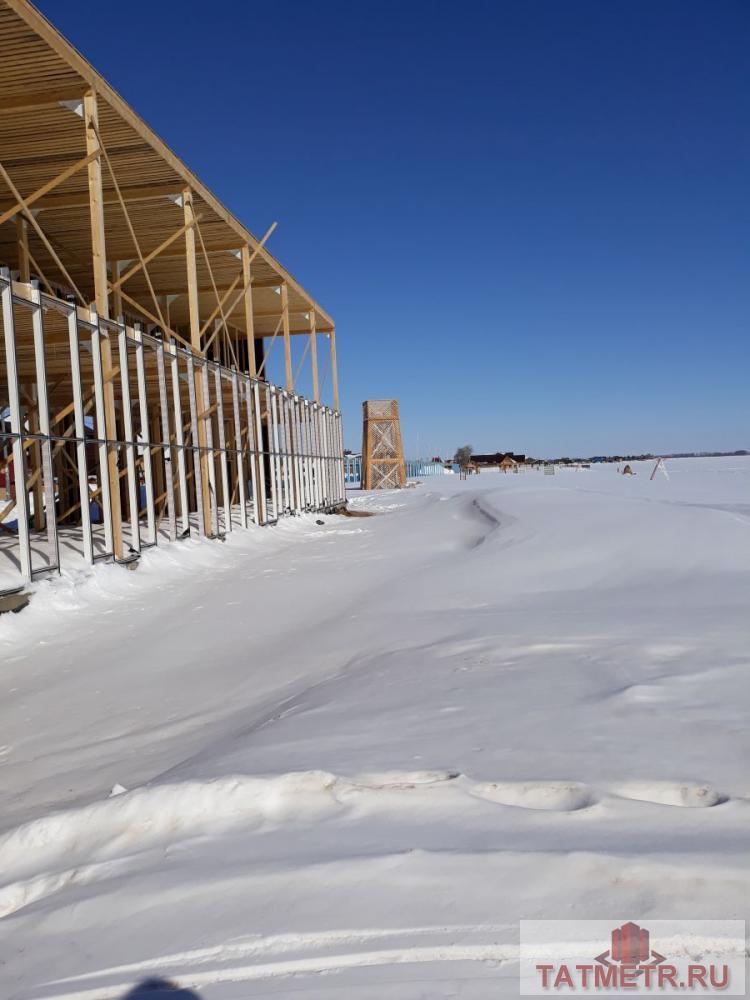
[596,922,666,971]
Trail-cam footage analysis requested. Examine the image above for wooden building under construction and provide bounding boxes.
[0,0,345,590]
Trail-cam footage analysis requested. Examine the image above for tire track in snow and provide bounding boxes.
[42,923,517,984]
[35,941,518,999]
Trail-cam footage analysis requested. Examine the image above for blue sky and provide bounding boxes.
[39,0,748,458]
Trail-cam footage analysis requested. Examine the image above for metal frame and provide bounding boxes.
[0,279,345,586]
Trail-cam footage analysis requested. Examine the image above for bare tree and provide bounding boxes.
[454,445,473,467]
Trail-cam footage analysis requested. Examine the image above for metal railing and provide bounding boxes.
[0,271,345,588]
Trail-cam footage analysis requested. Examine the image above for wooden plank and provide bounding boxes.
[109,218,198,291]
[0,161,85,303]
[15,216,30,282]
[85,91,123,558]
[0,150,100,227]
[93,121,166,330]
[183,186,212,534]
[281,282,292,391]
[2,0,335,330]
[241,244,256,376]
[309,308,319,402]
[330,326,340,410]
[0,181,182,214]
[0,84,90,112]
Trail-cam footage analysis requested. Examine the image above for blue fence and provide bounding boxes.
[344,456,446,487]
[344,454,362,485]
[405,460,445,478]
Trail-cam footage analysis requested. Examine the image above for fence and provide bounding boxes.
[0,272,346,591]
[343,455,445,488]
[344,454,362,485]
[405,460,445,479]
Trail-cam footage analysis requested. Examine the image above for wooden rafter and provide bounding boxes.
[200,221,277,354]
[1,0,334,330]
[109,217,200,292]
[0,181,182,214]
[293,333,311,389]
[193,212,232,346]
[198,272,242,340]
[0,150,100,227]
[0,160,86,303]
[91,121,166,330]
[0,84,90,112]
[255,313,284,380]
[109,284,193,351]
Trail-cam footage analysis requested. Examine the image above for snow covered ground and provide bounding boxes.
[1,457,749,999]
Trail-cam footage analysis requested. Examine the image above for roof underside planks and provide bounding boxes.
[0,0,334,341]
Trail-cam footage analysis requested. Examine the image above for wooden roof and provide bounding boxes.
[0,0,333,339]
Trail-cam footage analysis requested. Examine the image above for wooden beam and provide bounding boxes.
[0,150,101,227]
[183,186,212,534]
[330,326,340,410]
[281,282,292,390]
[0,162,86,304]
[293,334,312,390]
[16,216,30,282]
[93,121,167,330]
[199,222,278,352]
[111,284,192,351]
[0,85,90,112]
[85,98,108,316]
[109,218,197,291]
[84,91,123,557]
[241,245,256,376]
[194,214,231,348]
[199,273,242,341]
[3,0,335,330]
[309,308,319,402]
[110,260,123,318]
[255,314,284,380]
[0,181,183,214]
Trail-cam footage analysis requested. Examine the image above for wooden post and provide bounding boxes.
[110,260,124,318]
[183,186,212,535]
[241,244,256,377]
[330,326,340,410]
[309,308,319,403]
[20,224,41,527]
[85,90,123,557]
[16,216,30,282]
[281,282,292,391]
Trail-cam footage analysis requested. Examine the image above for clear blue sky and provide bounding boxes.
[39,0,748,458]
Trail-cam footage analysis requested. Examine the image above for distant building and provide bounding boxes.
[472,452,526,468]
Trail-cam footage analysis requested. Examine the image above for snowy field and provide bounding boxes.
[1,457,749,999]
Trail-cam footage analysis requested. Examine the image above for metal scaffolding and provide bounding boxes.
[0,272,345,587]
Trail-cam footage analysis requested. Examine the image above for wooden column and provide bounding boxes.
[309,308,319,403]
[17,217,41,526]
[16,216,30,282]
[281,281,292,390]
[110,260,123,318]
[241,244,256,377]
[85,90,123,557]
[330,326,340,410]
[182,186,212,535]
